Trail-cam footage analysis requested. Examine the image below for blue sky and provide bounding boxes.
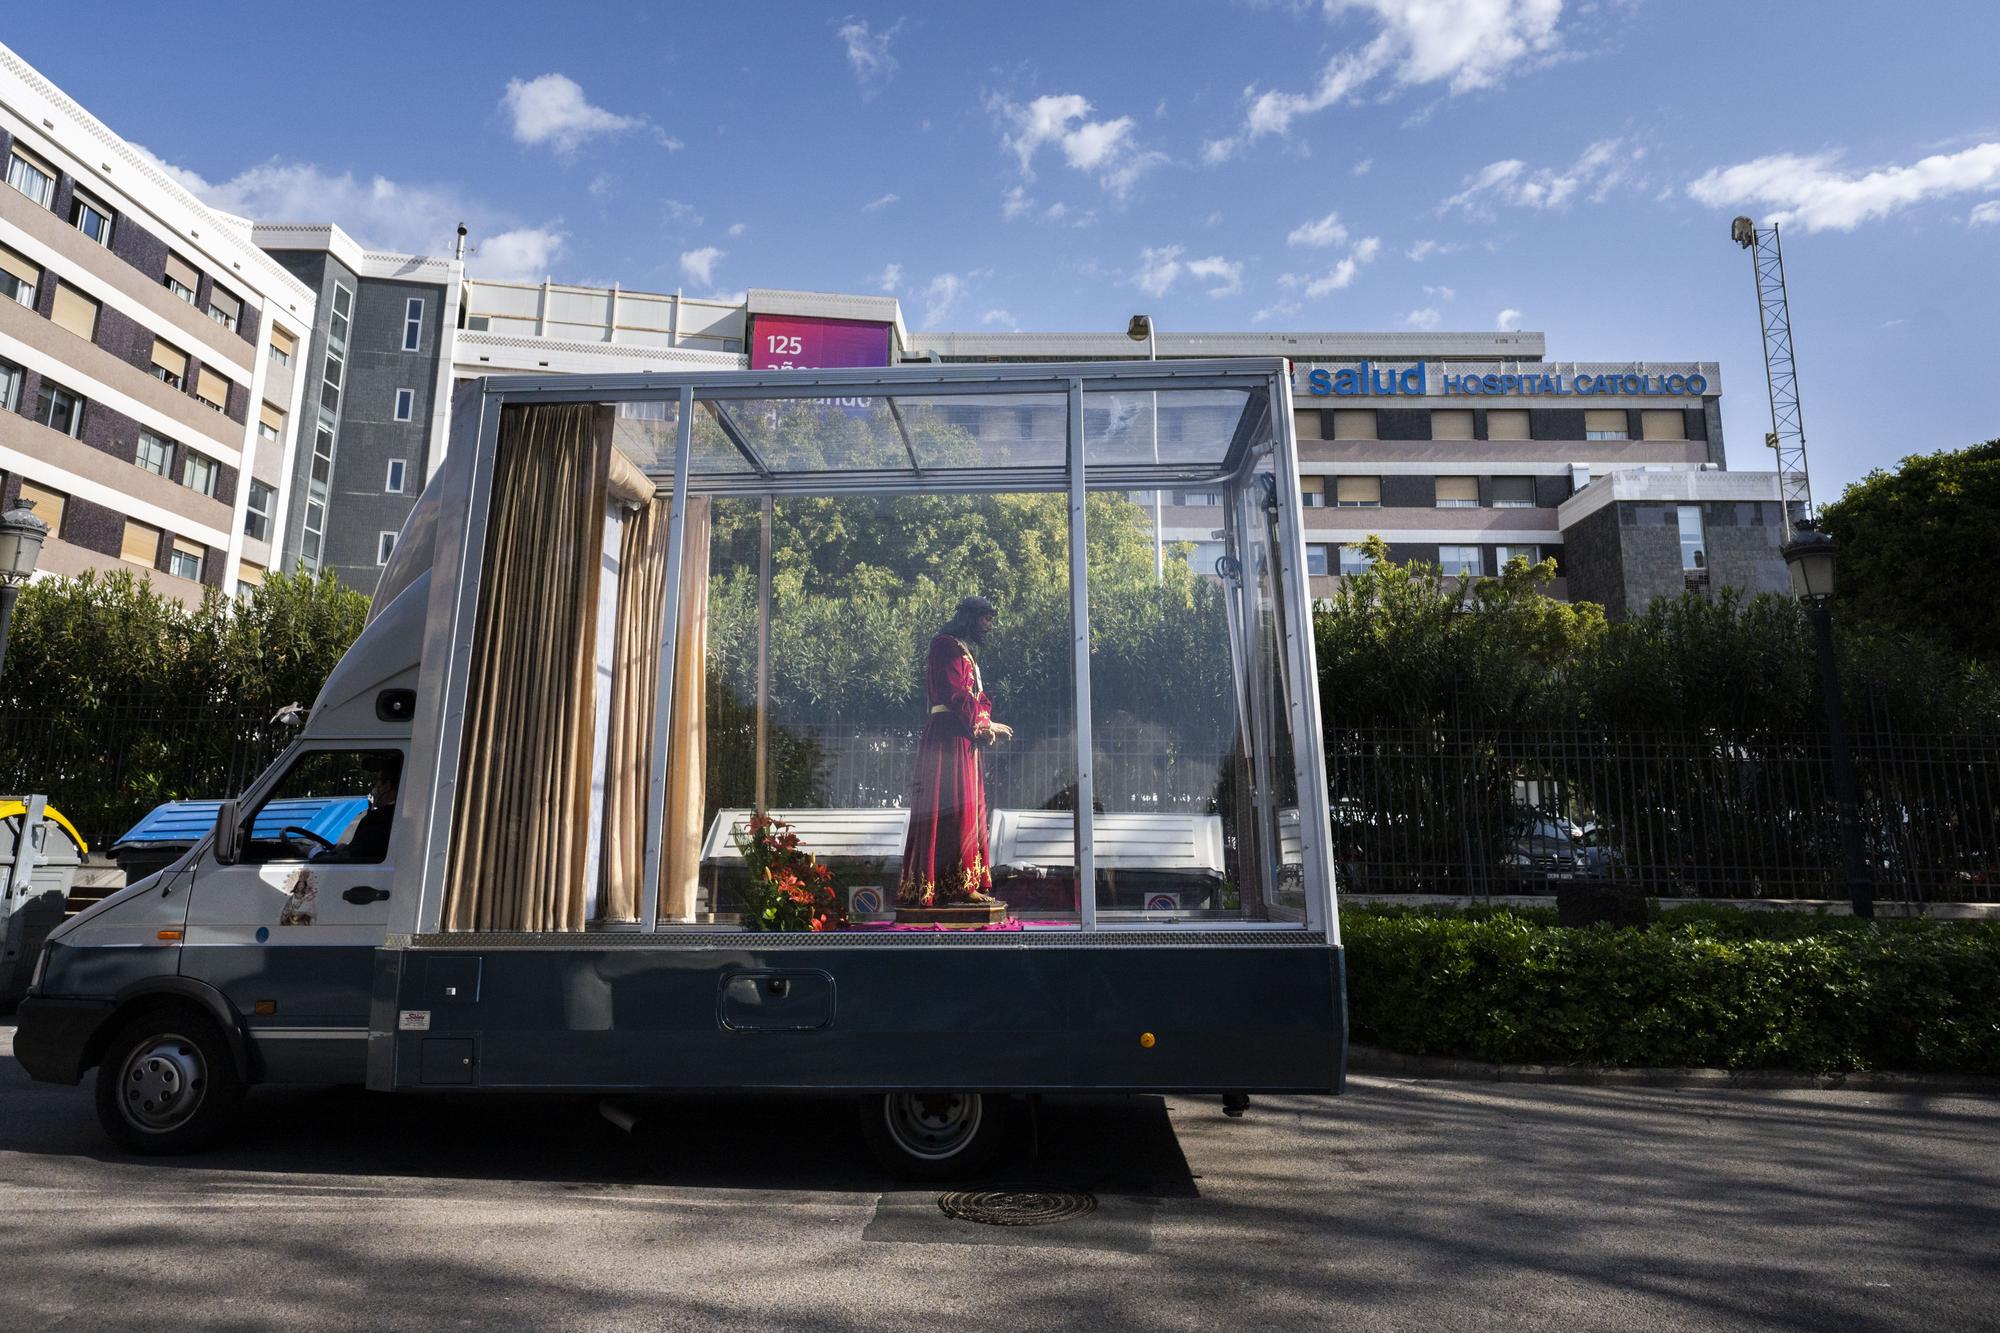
[10,2,1997,494]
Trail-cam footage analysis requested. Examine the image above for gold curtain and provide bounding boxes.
[661,498,710,920]
[598,493,710,923]
[442,404,607,932]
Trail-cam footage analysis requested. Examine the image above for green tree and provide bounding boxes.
[1819,438,2000,662]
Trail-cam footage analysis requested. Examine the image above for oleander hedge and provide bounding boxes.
[1343,906,2000,1073]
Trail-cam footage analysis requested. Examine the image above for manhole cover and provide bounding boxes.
[937,1188,1098,1227]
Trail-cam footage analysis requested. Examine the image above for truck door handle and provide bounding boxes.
[342,885,391,905]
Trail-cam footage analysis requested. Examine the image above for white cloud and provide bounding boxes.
[921,273,965,327]
[727,221,748,237]
[1405,238,1461,262]
[1207,0,1564,159]
[1403,307,1442,330]
[1496,307,1523,331]
[1129,246,1243,298]
[991,91,1167,199]
[501,73,648,154]
[138,151,533,261]
[1972,200,2000,226]
[664,198,703,227]
[1423,284,1456,301]
[680,246,725,286]
[838,18,902,93]
[588,173,613,201]
[472,227,567,281]
[862,192,900,213]
[981,308,1019,329]
[1687,142,2000,232]
[1287,211,1350,248]
[1134,245,1186,298]
[1002,185,1034,219]
[1440,138,1635,215]
[1185,255,1245,297]
[1252,300,1303,324]
[1351,158,1374,176]
[1283,235,1381,298]
[874,261,904,293]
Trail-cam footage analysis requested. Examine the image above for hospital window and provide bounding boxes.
[1299,475,1326,507]
[1306,545,1330,577]
[1490,476,1536,508]
[0,359,22,413]
[1641,410,1687,441]
[1486,409,1530,440]
[5,144,56,208]
[1430,409,1475,440]
[35,382,85,438]
[1339,544,1375,576]
[181,451,219,498]
[0,244,38,307]
[1435,475,1479,508]
[1495,544,1541,569]
[377,531,397,565]
[1331,410,1376,441]
[1439,545,1483,577]
[69,188,115,247]
[135,430,174,477]
[1584,409,1628,441]
[120,519,161,567]
[385,459,407,494]
[403,298,424,352]
[244,481,276,542]
[1334,476,1380,508]
[1677,505,1706,571]
[16,480,66,536]
[168,538,204,582]
[395,388,415,421]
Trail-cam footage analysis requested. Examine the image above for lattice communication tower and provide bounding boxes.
[1731,216,1813,539]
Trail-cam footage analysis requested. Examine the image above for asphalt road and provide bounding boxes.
[1,1021,1995,1332]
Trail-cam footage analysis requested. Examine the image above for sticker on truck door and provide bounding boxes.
[278,869,318,926]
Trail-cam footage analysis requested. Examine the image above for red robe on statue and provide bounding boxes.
[898,632,996,907]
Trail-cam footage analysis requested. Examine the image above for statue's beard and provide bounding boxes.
[959,621,986,644]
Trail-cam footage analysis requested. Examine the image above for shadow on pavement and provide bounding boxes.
[5,1046,1201,1198]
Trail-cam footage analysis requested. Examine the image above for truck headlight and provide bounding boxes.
[27,944,48,995]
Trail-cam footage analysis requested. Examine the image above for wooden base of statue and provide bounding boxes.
[895,900,1009,927]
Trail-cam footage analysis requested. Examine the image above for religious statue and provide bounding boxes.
[897,595,1012,920]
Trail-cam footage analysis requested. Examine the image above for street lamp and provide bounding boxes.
[1127,313,1163,579]
[1782,524,1873,918]
[0,500,49,682]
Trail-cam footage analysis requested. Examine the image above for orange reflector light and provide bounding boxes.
[156,929,183,942]
[1139,1032,1156,1049]
[253,1000,277,1016]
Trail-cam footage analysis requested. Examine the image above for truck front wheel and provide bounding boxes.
[859,1092,1007,1180]
[94,1010,244,1154]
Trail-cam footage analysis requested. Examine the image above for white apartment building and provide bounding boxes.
[0,42,316,603]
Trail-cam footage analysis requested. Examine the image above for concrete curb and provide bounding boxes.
[1347,1044,2000,1095]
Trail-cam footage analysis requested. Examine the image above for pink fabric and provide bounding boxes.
[845,919,1075,932]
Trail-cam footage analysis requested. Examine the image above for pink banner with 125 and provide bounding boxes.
[749,314,892,370]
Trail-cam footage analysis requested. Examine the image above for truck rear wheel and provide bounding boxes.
[859,1092,1007,1180]
[94,1010,243,1154]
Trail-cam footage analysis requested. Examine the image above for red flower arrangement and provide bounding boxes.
[733,813,846,932]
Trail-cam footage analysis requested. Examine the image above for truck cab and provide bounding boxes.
[11,475,439,1151]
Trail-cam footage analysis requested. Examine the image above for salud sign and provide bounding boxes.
[749,314,892,370]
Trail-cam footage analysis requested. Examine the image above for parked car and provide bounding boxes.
[1499,818,1586,884]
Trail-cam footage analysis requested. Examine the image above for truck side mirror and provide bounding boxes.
[213,800,241,865]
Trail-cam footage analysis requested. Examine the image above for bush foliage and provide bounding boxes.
[1344,906,2000,1073]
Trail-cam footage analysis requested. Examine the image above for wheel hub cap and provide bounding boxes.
[121,1036,206,1132]
[885,1092,982,1160]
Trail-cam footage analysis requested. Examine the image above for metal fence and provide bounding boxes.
[0,704,289,849]
[5,701,1994,904]
[1328,725,2000,904]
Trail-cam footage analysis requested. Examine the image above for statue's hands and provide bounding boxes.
[987,721,1014,743]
